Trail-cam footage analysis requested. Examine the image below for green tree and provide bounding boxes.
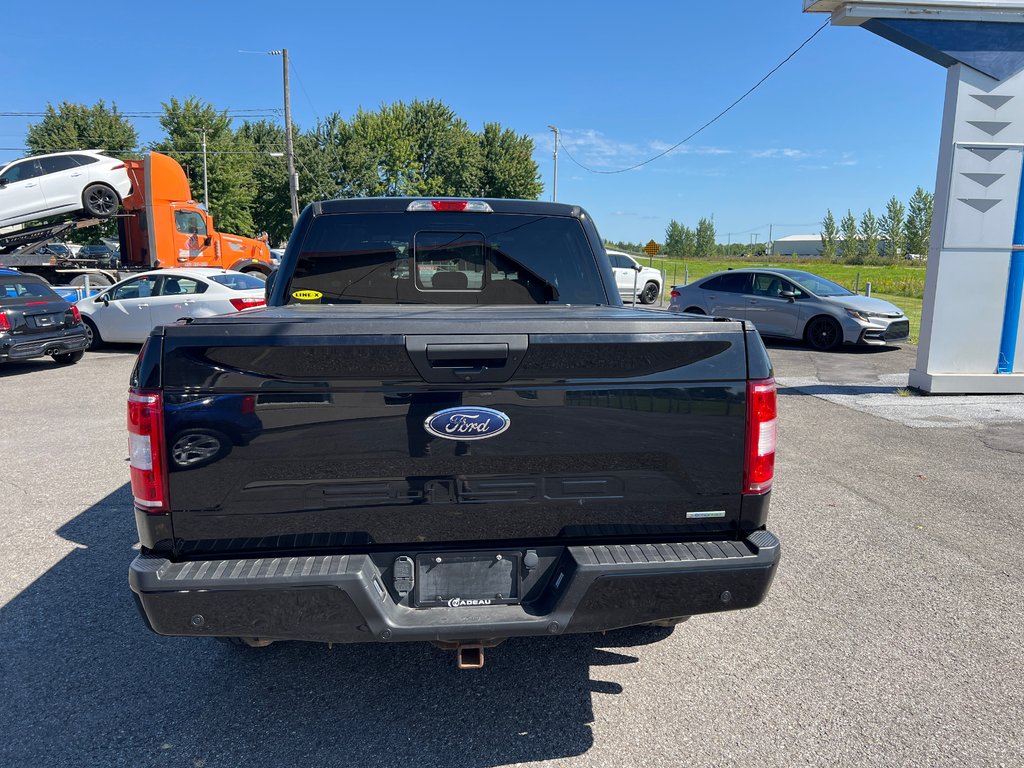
[154,97,256,236]
[906,186,934,258]
[664,220,686,256]
[679,224,697,258]
[859,208,880,263]
[821,209,839,262]
[839,210,860,264]
[880,196,906,262]
[237,120,291,245]
[26,100,138,156]
[476,123,543,199]
[695,217,716,258]
[336,100,481,197]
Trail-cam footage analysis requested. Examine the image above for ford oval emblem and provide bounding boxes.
[423,407,510,441]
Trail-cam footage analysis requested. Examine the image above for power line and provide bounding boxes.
[558,20,830,175]
[288,59,322,124]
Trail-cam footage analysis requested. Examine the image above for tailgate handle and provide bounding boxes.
[406,335,528,384]
[426,343,509,365]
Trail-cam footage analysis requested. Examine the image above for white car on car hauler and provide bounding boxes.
[0,150,133,229]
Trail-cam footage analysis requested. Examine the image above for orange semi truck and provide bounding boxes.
[0,152,273,286]
[118,152,272,276]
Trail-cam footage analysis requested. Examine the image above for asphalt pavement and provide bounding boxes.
[1,341,1021,767]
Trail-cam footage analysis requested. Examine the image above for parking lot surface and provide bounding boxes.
[1,342,1022,767]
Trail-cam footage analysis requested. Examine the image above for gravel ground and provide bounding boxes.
[1,341,1021,768]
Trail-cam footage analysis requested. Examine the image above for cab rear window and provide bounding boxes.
[286,212,605,305]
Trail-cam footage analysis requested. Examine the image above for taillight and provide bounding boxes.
[406,199,494,213]
[128,389,168,512]
[670,290,680,298]
[240,395,256,415]
[743,378,776,495]
[229,297,266,311]
[110,163,126,170]
[69,305,81,324]
[0,313,10,331]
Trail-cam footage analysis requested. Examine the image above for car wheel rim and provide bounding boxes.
[87,188,116,215]
[643,284,658,303]
[815,322,838,348]
[172,434,221,466]
[84,323,93,347]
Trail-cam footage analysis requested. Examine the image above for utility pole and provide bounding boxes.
[271,48,300,226]
[196,128,209,210]
[768,223,774,258]
[547,125,559,202]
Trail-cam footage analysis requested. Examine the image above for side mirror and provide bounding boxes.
[780,290,797,301]
[203,236,212,247]
[99,294,109,306]
[264,268,278,305]
[0,178,8,188]
[633,263,643,272]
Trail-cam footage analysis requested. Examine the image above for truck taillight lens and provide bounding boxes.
[743,378,776,495]
[229,297,266,311]
[128,389,168,512]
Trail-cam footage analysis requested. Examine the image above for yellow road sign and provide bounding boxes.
[644,240,660,257]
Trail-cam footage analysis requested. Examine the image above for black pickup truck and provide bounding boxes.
[128,198,780,666]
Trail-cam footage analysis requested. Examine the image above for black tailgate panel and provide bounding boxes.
[159,308,749,554]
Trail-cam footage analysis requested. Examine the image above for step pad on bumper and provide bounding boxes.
[130,532,780,644]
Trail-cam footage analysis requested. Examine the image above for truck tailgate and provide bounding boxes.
[153,305,752,556]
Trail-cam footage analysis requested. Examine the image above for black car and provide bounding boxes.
[0,269,88,365]
[77,244,117,266]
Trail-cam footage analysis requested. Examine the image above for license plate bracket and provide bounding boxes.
[414,551,520,608]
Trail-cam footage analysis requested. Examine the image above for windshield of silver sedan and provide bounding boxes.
[782,271,853,297]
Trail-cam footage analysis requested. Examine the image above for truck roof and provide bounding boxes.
[313,197,588,218]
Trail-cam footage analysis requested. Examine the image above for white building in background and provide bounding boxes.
[772,234,824,258]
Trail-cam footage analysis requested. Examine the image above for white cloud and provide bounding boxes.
[750,148,814,160]
[835,152,858,167]
[531,128,732,169]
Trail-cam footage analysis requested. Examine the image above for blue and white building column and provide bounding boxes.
[805,1,1024,394]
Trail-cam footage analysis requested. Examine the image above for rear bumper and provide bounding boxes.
[129,531,780,644]
[0,327,88,360]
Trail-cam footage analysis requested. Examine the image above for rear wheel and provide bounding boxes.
[640,281,660,305]
[805,316,843,351]
[81,184,120,218]
[52,351,84,365]
[82,318,104,350]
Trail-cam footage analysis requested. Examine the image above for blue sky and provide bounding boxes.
[4,1,947,244]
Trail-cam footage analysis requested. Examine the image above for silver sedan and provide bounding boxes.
[669,268,910,350]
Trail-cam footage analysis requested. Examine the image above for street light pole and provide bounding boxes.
[547,125,559,202]
[271,48,300,226]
